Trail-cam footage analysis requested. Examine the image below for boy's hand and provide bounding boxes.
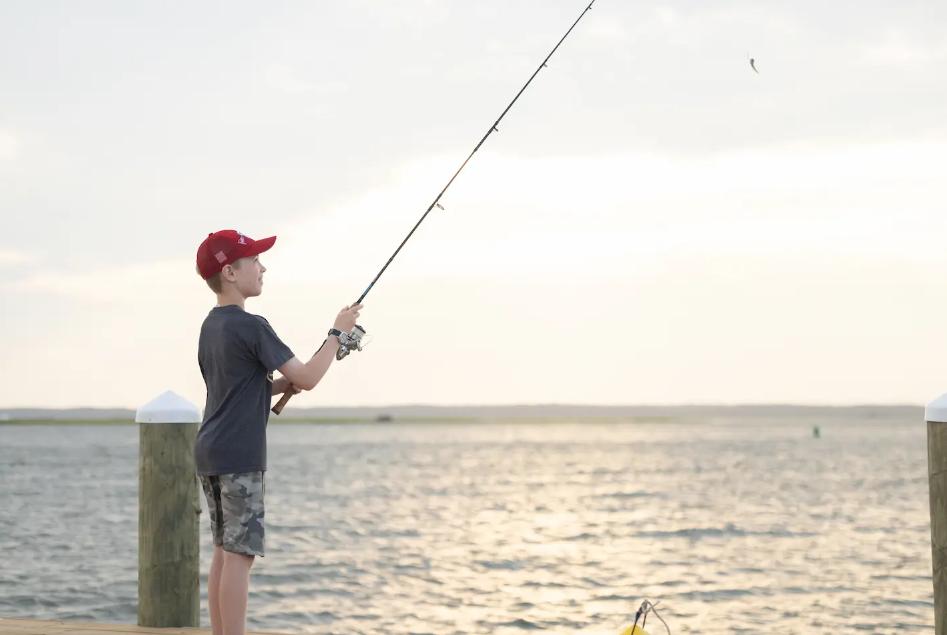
[273,376,303,396]
[333,303,363,333]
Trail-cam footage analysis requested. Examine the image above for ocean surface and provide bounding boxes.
[0,414,934,633]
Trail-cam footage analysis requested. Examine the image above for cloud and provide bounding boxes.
[265,137,945,297]
[262,64,314,94]
[860,29,947,67]
[0,249,34,266]
[6,257,205,303]
[860,26,947,67]
[0,129,18,161]
[0,257,212,410]
[261,64,348,96]
[3,138,946,408]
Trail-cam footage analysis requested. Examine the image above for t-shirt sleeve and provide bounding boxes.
[252,317,295,372]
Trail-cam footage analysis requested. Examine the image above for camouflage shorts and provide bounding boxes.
[199,472,265,557]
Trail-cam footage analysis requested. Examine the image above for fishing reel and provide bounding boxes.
[331,324,367,360]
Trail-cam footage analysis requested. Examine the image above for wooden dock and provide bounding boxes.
[0,619,288,635]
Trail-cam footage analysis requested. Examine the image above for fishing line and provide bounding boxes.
[273,1,597,414]
[621,600,672,635]
[353,0,597,306]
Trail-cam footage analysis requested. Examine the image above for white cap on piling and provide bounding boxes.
[136,390,201,424]
[926,393,947,423]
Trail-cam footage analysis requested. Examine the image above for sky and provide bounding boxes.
[1,1,946,409]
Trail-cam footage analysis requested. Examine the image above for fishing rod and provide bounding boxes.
[273,0,597,414]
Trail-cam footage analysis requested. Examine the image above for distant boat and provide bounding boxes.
[376,414,393,422]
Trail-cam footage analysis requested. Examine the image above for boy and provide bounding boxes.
[194,229,362,635]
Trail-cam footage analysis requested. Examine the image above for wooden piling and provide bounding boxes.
[136,391,202,628]
[927,394,947,634]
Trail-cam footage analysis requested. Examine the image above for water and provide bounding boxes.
[0,415,934,633]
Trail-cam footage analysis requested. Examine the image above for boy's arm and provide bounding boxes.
[271,375,300,396]
[276,335,342,392]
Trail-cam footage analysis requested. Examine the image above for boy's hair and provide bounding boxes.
[197,259,243,294]
[202,269,223,293]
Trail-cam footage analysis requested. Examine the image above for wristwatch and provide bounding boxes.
[327,328,343,339]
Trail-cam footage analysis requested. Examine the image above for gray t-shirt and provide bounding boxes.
[194,305,294,476]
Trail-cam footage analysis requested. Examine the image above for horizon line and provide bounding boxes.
[0,402,926,411]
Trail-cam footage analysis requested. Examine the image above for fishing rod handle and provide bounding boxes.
[271,336,329,416]
[271,391,292,415]
[271,328,357,415]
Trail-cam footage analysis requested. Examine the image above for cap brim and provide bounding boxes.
[247,235,276,256]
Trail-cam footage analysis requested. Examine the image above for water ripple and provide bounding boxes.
[0,416,935,633]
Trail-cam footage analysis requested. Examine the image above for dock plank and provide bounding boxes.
[0,619,288,635]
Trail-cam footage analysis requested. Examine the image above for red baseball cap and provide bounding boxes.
[196,229,277,279]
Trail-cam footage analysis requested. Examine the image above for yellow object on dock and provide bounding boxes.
[0,619,287,635]
[618,625,649,635]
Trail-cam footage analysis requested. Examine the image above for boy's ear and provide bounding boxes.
[220,264,237,282]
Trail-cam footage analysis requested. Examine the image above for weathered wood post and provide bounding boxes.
[136,390,201,627]
[928,393,947,634]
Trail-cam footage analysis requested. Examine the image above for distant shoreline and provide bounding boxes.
[0,403,923,421]
[0,404,923,426]
[0,415,683,426]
